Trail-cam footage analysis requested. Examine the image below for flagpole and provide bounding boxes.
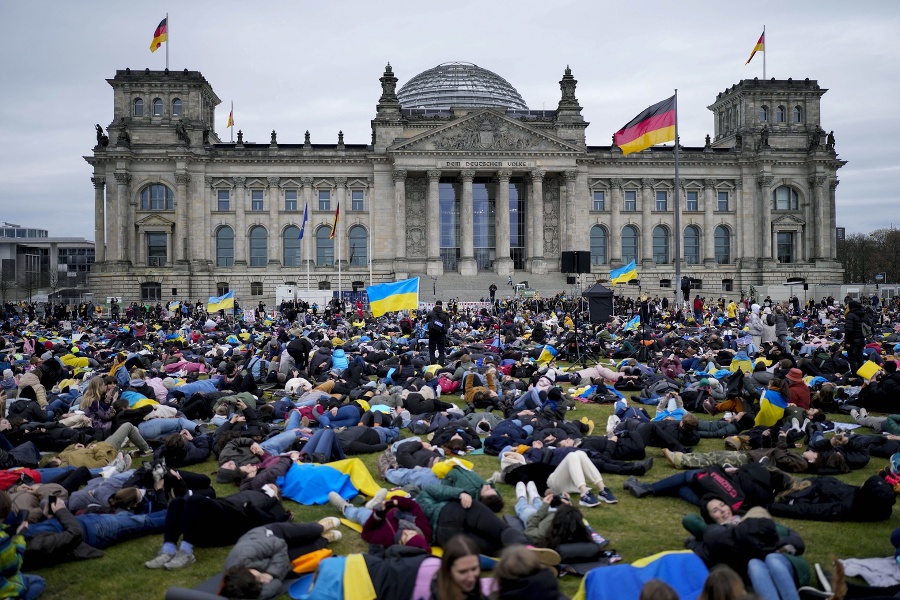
[762,25,766,80]
[165,13,169,71]
[230,101,234,143]
[673,89,682,309]
[338,204,343,298]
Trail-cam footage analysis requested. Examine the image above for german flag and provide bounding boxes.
[614,95,676,155]
[745,31,765,65]
[150,18,167,53]
[330,202,340,239]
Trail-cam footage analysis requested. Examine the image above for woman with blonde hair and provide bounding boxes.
[79,375,117,433]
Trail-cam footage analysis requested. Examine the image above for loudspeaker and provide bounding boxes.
[803,283,809,291]
[575,251,592,274]
[566,276,577,284]
[561,251,576,273]
[587,295,614,324]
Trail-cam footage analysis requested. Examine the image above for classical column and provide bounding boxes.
[495,170,512,276]
[528,170,546,274]
[459,170,476,276]
[827,180,839,259]
[757,176,774,260]
[300,177,314,267]
[199,177,213,265]
[392,170,407,265]
[810,175,827,260]
[334,177,347,267]
[703,179,716,264]
[174,172,190,263]
[267,177,281,264]
[640,178,654,266]
[113,172,131,264]
[233,177,247,265]
[91,176,106,263]
[609,178,623,266]
[563,171,578,253]
[426,170,442,276]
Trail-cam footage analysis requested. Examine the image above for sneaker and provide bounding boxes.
[318,516,341,531]
[300,416,310,428]
[515,481,527,501]
[814,563,833,594]
[525,546,560,566]
[703,399,718,416]
[590,531,610,549]
[145,551,174,569]
[164,550,196,570]
[487,470,502,484]
[661,448,679,469]
[526,481,540,504]
[579,491,600,507]
[365,488,388,510]
[791,417,801,432]
[579,416,595,436]
[597,488,618,504]
[606,415,620,436]
[328,491,349,516]
[850,409,860,421]
[860,407,868,419]
[322,530,342,543]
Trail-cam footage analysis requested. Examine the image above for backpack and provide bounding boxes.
[861,321,873,339]
[640,376,680,399]
[766,313,775,326]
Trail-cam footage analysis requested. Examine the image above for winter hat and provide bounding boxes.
[763,307,772,314]
[751,304,761,314]
[885,361,897,374]
[162,377,176,389]
[699,378,710,387]
[786,368,804,383]
[395,519,431,551]
[2,369,12,379]
[547,387,563,402]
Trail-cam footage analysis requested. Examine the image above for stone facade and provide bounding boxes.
[86,66,845,305]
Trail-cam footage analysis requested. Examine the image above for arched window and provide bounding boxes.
[348,225,368,267]
[216,227,234,267]
[172,98,183,117]
[772,186,799,210]
[776,106,786,123]
[590,225,607,265]
[621,225,638,264]
[249,226,267,267]
[715,225,731,264]
[133,98,144,117]
[652,226,669,264]
[758,105,768,122]
[793,106,803,123]
[316,226,334,267]
[684,225,701,265]
[140,184,174,210]
[283,226,301,267]
[152,98,163,116]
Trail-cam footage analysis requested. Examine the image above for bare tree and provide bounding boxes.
[18,271,39,302]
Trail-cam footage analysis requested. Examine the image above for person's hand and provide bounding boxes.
[73,443,85,450]
[330,407,338,416]
[250,442,263,456]
[543,490,555,503]
[236,399,247,410]
[15,521,28,535]
[180,429,194,441]
[459,493,472,509]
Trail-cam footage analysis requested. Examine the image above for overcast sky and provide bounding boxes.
[1,0,897,239]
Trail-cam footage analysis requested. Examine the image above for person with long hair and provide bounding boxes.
[79,375,117,434]
[431,534,487,600]
[640,580,680,600]
[698,565,746,600]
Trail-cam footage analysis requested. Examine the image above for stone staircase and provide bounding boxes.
[409,271,573,302]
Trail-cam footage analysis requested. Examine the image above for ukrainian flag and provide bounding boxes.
[537,345,558,365]
[207,291,235,312]
[367,278,419,317]
[624,314,640,331]
[610,260,637,285]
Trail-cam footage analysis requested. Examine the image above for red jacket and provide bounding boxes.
[360,496,432,550]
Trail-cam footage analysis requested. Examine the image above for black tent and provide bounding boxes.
[582,283,614,323]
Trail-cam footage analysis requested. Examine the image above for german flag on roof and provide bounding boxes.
[150,17,167,53]
[614,95,676,156]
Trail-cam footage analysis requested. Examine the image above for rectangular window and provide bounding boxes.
[250,282,263,296]
[251,190,264,211]
[717,191,729,211]
[285,190,297,211]
[216,283,229,296]
[656,190,668,211]
[140,283,161,302]
[624,190,637,212]
[217,190,230,211]
[592,191,605,211]
[147,233,167,267]
[351,189,364,211]
[722,279,734,292]
[659,279,671,288]
[686,191,699,212]
[318,190,331,211]
[777,232,794,263]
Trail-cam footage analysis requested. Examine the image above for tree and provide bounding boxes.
[18,271,39,302]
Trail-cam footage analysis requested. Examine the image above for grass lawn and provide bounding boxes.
[35,362,900,599]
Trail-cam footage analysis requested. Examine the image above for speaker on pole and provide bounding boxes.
[566,276,577,284]
[561,251,576,273]
[575,251,592,274]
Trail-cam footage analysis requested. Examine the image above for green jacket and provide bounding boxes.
[524,503,554,543]
[416,484,464,535]
[443,467,492,499]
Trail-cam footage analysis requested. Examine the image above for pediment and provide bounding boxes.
[771,214,806,227]
[390,109,582,153]
[136,214,175,227]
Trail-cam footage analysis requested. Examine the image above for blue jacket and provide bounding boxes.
[331,348,349,372]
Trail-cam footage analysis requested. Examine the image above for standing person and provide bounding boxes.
[844,300,869,376]
[489,282,497,305]
[693,295,704,322]
[426,301,450,366]
[748,304,764,349]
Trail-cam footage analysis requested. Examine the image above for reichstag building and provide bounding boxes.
[85,62,845,303]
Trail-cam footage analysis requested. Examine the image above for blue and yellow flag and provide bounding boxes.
[537,345,558,365]
[624,314,640,331]
[610,260,637,285]
[367,278,418,317]
[207,291,235,312]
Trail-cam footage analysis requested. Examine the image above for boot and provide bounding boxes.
[623,476,654,498]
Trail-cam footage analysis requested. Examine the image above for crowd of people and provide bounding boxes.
[0,288,897,599]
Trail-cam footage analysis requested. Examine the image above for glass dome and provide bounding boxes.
[397,62,528,111]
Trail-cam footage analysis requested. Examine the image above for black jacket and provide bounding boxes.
[426,308,450,339]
